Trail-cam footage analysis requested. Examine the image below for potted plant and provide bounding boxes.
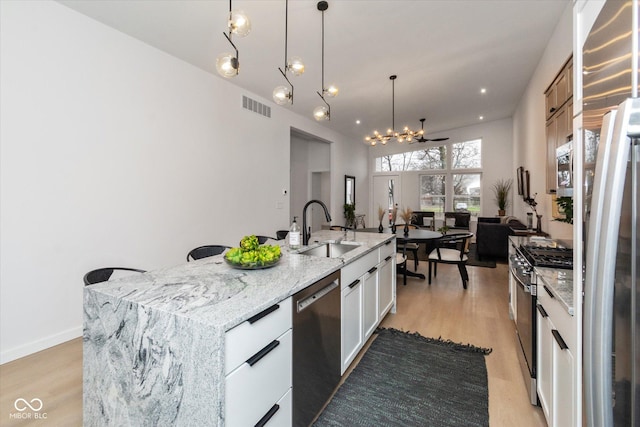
[492,178,513,216]
[554,197,573,224]
[343,203,356,228]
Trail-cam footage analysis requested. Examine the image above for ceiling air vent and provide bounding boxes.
[242,95,271,118]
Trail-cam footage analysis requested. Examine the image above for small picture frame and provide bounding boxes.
[517,166,524,196]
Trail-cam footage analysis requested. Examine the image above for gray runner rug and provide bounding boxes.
[314,328,492,427]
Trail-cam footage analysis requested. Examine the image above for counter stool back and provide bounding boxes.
[187,245,230,261]
[83,267,146,286]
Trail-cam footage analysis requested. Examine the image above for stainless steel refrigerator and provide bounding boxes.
[583,1,639,426]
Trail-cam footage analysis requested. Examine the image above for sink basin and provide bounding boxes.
[299,242,359,258]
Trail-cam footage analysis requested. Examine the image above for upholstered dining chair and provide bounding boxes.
[187,245,230,261]
[395,224,420,270]
[83,267,146,286]
[427,232,474,289]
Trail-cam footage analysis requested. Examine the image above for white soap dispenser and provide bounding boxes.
[289,216,301,249]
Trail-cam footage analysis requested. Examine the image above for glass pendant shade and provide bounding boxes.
[216,53,238,78]
[324,84,339,98]
[273,86,292,105]
[287,57,305,76]
[313,105,329,121]
[229,10,251,37]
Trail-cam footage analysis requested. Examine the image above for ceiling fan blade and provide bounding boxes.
[425,137,450,142]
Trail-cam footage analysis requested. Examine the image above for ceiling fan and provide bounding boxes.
[412,118,450,143]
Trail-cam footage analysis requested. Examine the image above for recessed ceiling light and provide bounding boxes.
[356,120,361,124]
[479,115,484,120]
[480,88,487,94]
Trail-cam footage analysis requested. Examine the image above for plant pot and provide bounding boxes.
[378,222,383,233]
[498,209,506,216]
[391,223,397,234]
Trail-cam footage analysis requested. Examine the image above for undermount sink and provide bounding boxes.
[299,242,359,258]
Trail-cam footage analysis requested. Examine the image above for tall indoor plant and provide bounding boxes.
[492,178,512,216]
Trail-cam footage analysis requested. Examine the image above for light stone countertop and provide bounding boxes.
[83,229,395,426]
[535,267,574,316]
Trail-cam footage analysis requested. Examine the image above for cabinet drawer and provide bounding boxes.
[537,285,574,350]
[341,250,378,290]
[226,329,292,426]
[253,387,292,427]
[378,239,395,262]
[226,298,292,374]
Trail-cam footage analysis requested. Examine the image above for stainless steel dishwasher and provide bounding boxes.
[292,270,341,426]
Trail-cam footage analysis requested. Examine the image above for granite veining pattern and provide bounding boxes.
[83,230,394,426]
[535,267,574,316]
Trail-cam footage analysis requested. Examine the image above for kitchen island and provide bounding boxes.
[83,230,394,426]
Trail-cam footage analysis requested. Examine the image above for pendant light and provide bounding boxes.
[313,1,338,121]
[216,0,251,79]
[365,75,423,145]
[273,0,305,105]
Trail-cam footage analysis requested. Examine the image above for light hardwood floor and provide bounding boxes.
[0,261,546,426]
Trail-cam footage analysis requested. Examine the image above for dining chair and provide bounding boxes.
[396,246,408,286]
[83,267,146,286]
[427,232,474,289]
[444,212,471,230]
[256,235,276,244]
[411,211,436,230]
[395,224,420,271]
[276,230,289,240]
[187,245,230,261]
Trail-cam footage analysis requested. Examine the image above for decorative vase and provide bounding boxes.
[378,222,383,233]
[536,215,543,233]
[403,223,409,236]
[527,212,533,230]
[391,223,397,234]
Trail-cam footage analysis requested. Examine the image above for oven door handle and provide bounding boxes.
[511,270,531,292]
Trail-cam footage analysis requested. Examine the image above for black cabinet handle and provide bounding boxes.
[385,240,392,245]
[385,255,392,262]
[552,329,568,350]
[254,404,280,427]
[537,304,549,318]
[544,286,555,298]
[368,267,378,274]
[348,279,360,289]
[246,340,280,366]
[247,304,280,324]
[549,107,556,113]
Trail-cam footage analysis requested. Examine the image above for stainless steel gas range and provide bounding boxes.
[508,237,573,406]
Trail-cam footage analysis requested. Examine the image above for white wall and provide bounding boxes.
[512,2,573,239]
[0,1,368,363]
[368,118,514,219]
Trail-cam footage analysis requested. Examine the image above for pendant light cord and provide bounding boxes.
[321,8,325,91]
[284,0,288,71]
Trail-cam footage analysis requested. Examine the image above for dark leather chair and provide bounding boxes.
[84,267,146,286]
[187,245,230,261]
[476,217,526,260]
[427,232,474,289]
[411,211,436,230]
[444,212,471,230]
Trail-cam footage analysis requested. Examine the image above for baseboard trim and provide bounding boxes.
[1,326,82,364]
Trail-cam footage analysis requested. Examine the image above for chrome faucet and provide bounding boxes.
[302,199,332,246]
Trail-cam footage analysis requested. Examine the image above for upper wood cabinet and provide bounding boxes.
[545,55,573,194]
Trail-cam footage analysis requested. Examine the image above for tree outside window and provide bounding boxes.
[420,175,446,212]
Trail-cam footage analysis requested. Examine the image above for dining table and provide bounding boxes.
[358,227,443,280]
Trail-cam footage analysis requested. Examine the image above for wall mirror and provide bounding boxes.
[345,175,355,206]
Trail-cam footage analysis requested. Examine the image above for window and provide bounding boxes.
[375,138,483,215]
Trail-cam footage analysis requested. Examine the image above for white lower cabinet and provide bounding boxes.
[225,298,292,426]
[341,277,364,374]
[536,282,575,427]
[363,267,379,340]
[378,255,395,318]
[340,239,397,375]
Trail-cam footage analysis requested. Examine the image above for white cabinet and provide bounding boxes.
[362,267,379,340]
[378,255,395,318]
[341,278,363,374]
[225,298,292,426]
[340,239,397,375]
[536,282,576,427]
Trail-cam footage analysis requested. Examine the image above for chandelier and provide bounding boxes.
[272,0,305,105]
[216,0,251,78]
[365,75,423,145]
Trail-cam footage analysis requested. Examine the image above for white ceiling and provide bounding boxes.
[57,0,568,143]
